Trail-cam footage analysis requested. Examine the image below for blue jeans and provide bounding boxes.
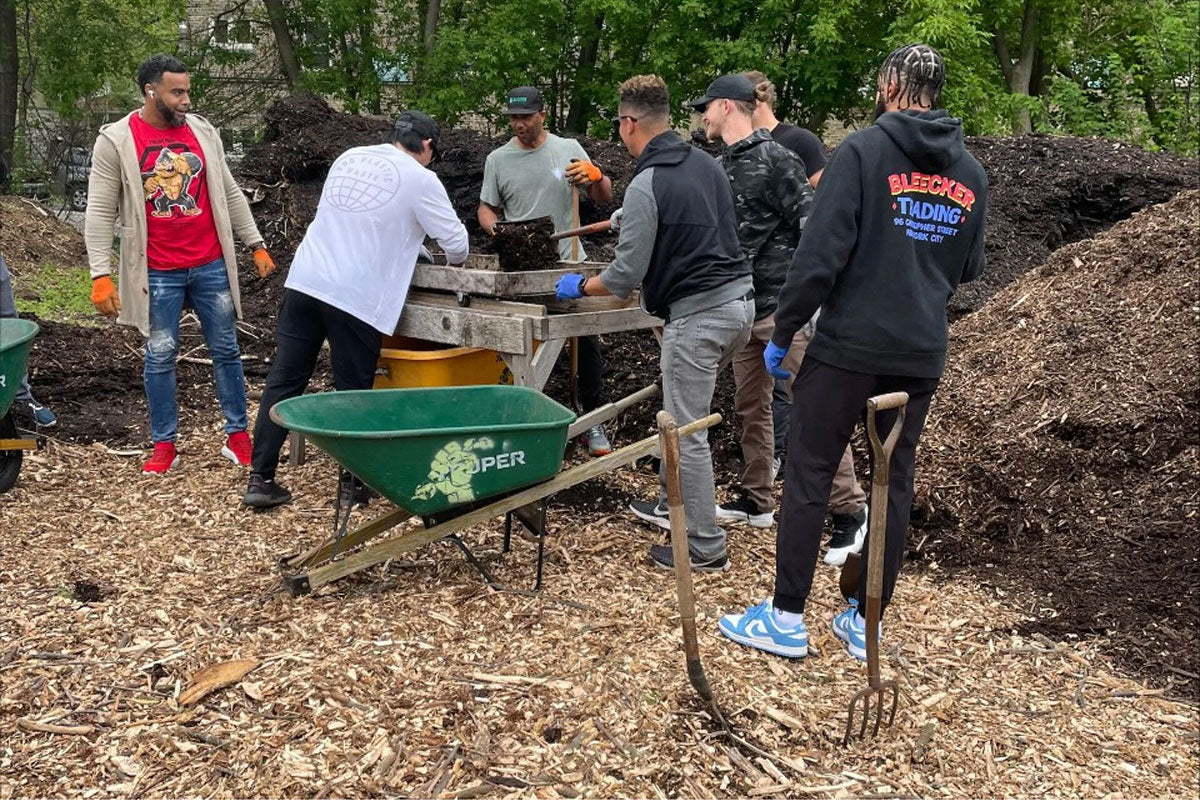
[144,258,248,443]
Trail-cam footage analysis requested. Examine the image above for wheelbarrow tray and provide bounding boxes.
[270,385,575,516]
[0,319,39,418]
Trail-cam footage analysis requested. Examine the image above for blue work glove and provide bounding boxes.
[764,341,791,380]
[555,273,587,301]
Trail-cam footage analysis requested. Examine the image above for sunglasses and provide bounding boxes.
[609,114,638,126]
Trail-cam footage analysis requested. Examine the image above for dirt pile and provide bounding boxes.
[958,134,1197,316]
[0,197,88,276]
[915,190,1200,692]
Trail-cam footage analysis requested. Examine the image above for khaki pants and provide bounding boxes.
[731,315,866,514]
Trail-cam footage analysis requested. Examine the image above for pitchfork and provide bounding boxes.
[843,391,909,746]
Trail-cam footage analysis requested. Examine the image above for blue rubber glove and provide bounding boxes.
[764,341,791,380]
[555,273,587,301]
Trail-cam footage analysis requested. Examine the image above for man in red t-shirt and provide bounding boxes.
[85,54,275,475]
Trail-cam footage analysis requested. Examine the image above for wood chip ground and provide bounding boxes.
[2,414,1195,797]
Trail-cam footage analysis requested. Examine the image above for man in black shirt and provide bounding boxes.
[742,70,826,187]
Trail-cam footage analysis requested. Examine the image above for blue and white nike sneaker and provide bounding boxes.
[832,599,881,662]
[717,599,808,658]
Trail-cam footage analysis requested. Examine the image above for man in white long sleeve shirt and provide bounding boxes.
[244,110,469,509]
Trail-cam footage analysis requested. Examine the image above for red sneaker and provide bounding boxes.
[222,430,252,466]
[143,442,179,475]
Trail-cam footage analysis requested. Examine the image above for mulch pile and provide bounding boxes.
[0,197,88,276]
[955,134,1197,317]
[916,190,1200,695]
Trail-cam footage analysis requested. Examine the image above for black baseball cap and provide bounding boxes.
[392,110,440,156]
[501,85,544,115]
[687,74,756,109]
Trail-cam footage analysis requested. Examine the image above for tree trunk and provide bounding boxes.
[564,12,604,134]
[0,0,17,179]
[423,0,441,58]
[992,0,1040,134]
[262,0,301,91]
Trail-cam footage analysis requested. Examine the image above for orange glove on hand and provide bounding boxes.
[252,247,276,278]
[91,276,120,317]
[565,159,603,187]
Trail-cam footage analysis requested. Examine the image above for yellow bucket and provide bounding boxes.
[373,336,513,389]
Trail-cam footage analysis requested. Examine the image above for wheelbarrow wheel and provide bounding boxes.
[0,411,23,494]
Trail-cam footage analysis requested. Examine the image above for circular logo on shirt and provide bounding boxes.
[325,152,401,212]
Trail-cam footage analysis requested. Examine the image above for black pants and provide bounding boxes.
[774,356,938,617]
[251,289,381,479]
[576,335,606,412]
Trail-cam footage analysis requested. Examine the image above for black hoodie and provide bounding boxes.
[771,110,988,378]
[599,131,750,321]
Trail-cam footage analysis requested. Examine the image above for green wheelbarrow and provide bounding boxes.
[270,384,721,596]
[0,318,40,494]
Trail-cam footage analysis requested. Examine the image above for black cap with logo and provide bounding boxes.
[501,85,545,115]
[687,74,756,109]
[392,110,440,157]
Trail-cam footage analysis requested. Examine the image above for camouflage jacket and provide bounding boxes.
[719,128,813,320]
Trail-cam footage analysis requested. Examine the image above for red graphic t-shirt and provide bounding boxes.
[130,112,223,270]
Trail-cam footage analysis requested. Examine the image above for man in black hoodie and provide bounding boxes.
[718,44,987,660]
[556,74,754,571]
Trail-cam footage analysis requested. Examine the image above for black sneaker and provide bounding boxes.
[629,497,670,530]
[244,474,292,509]
[649,543,729,572]
[715,488,774,528]
[825,507,867,566]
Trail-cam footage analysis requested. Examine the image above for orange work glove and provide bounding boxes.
[252,247,276,278]
[91,275,120,317]
[565,159,603,187]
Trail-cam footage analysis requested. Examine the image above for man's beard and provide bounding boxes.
[155,96,187,127]
[873,96,887,122]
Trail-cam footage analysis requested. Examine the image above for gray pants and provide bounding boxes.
[658,296,754,560]
[0,255,34,405]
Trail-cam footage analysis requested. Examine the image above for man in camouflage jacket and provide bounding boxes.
[692,74,865,538]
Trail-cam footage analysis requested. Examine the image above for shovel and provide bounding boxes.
[657,409,720,705]
[843,390,908,747]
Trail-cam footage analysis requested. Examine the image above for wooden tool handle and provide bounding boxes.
[867,391,910,412]
[549,219,613,241]
[570,191,580,261]
[658,409,713,703]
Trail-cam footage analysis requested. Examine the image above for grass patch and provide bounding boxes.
[13,261,100,325]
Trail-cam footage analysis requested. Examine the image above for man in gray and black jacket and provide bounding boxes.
[556,74,754,572]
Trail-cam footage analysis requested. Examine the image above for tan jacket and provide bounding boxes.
[84,111,263,336]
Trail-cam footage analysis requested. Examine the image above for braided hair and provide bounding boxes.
[878,43,945,109]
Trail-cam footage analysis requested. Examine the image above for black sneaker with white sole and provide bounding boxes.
[629,497,671,530]
[825,507,867,566]
[648,543,729,572]
[716,488,774,528]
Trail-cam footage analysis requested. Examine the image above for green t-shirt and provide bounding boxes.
[480,133,591,262]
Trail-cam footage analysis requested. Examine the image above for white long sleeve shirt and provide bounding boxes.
[286,143,470,334]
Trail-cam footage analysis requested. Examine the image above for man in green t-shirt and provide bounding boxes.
[478,85,616,455]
